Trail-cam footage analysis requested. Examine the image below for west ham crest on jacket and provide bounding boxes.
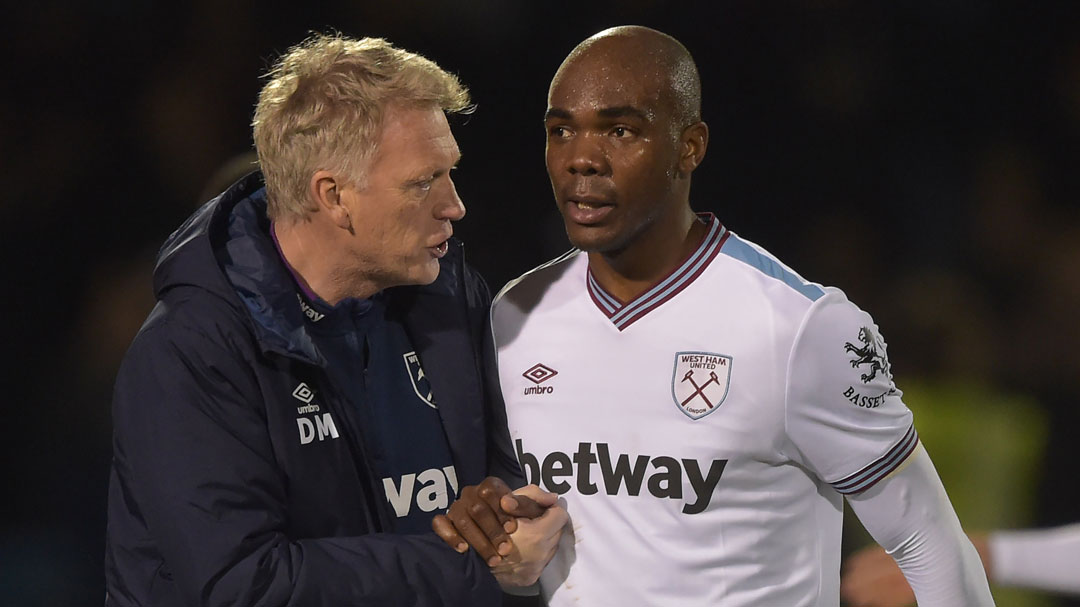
[403,351,437,408]
[671,352,732,420]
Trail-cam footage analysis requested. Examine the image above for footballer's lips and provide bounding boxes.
[562,193,615,225]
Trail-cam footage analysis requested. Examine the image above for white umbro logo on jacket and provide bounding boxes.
[291,382,339,444]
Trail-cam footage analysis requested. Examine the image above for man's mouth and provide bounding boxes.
[565,198,614,225]
[575,200,604,210]
[430,239,450,258]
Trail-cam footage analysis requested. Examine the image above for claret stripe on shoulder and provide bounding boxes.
[587,213,729,331]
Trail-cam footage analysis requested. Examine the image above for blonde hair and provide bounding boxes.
[252,33,471,220]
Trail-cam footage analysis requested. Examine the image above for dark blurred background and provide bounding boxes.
[3,1,1078,605]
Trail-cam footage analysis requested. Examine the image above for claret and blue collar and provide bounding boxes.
[587,213,728,331]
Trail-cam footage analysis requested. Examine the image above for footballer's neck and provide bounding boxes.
[588,206,706,303]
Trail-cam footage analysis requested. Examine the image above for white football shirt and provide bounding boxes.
[492,215,917,606]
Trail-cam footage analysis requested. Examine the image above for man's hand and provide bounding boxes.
[490,486,568,588]
[432,476,554,566]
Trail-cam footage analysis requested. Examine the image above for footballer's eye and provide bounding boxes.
[611,126,632,138]
[549,125,571,138]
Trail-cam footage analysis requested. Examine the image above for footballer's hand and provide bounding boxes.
[840,544,915,607]
[491,493,568,588]
[432,477,553,566]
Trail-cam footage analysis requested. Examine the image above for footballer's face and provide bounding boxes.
[339,103,464,289]
[544,47,684,255]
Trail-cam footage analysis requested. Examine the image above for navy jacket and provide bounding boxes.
[105,173,520,606]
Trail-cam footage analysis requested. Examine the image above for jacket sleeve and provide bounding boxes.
[463,265,526,489]
[481,310,526,488]
[111,319,502,607]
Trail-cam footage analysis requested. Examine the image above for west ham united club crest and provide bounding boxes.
[403,351,437,409]
[671,351,732,420]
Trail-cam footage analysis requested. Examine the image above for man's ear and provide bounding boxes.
[677,121,709,177]
[309,170,351,230]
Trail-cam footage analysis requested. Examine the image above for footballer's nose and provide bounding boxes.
[566,136,610,177]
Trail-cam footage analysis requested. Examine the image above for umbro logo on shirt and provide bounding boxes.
[522,363,558,395]
[523,363,558,384]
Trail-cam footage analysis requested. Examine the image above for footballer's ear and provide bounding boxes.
[309,170,352,230]
[677,121,709,177]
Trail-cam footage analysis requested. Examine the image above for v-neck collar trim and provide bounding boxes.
[586,213,729,331]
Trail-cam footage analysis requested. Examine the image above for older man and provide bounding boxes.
[436,25,995,606]
[105,34,564,607]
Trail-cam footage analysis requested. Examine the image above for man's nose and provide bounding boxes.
[566,135,610,176]
[436,176,466,221]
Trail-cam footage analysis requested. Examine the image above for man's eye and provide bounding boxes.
[612,126,631,138]
[549,126,571,138]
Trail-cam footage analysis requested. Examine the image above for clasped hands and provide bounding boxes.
[432,476,567,588]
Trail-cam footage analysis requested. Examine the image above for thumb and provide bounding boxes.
[502,485,556,517]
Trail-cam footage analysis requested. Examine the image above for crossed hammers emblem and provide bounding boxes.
[680,369,720,408]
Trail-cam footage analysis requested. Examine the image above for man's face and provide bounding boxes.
[340,104,464,289]
[545,50,682,254]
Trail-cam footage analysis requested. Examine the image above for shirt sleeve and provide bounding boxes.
[990,523,1080,595]
[847,447,995,606]
[784,289,917,493]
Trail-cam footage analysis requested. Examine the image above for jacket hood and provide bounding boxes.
[152,171,467,366]
[153,171,259,306]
